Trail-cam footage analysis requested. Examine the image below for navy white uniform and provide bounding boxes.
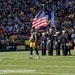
[61,30,68,56]
[47,29,54,56]
[41,33,47,56]
[55,32,60,56]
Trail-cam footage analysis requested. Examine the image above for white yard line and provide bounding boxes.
[35,72,75,75]
[0,70,74,75]
[0,57,75,63]
[34,61,75,63]
[0,59,3,60]
[0,65,75,68]
[0,70,35,74]
[35,72,73,75]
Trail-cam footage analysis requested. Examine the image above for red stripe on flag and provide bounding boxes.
[32,17,47,29]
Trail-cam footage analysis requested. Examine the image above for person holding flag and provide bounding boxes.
[29,27,39,59]
[29,8,48,57]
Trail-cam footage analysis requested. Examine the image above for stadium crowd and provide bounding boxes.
[0,0,75,51]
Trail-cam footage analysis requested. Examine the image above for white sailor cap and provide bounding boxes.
[49,28,52,31]
[62,30,66,33]
[56,32,59,34]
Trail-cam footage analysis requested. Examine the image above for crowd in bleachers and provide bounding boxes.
[0,0,75,51]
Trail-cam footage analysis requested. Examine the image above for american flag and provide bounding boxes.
[32,9,47,30]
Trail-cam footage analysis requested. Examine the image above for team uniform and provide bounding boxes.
[29,31,39,58]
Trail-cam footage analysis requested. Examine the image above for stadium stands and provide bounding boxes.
[0,0,75,51]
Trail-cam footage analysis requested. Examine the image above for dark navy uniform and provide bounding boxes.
[61,30,68,56]
[47,29,54,56]
[41,33,47,56]
[55,32,60,56]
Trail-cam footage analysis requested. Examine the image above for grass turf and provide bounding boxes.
[0,50,75,75]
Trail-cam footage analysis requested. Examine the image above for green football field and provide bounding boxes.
[0,50,75,75]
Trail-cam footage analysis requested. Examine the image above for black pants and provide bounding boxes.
[0,47,2,51]
[48,42,53,56]
[30,46,39,55]
[0,43,2,51]
[55,43,60,56]
[42,43,46,56]
[67,46,71,55]
[62,44,67,56]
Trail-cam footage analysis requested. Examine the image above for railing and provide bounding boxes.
[0,39,74,52]
[0,40,30,51]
